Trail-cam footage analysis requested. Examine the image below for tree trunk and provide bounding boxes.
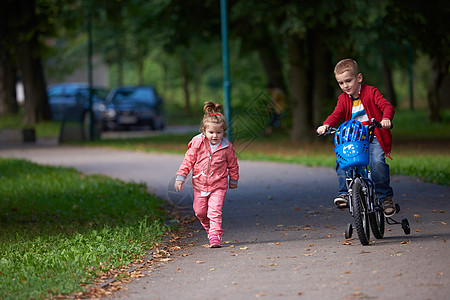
[427,57,449,122]
[382,56,397,107]
[181,58,191,117]
[15,35,51,126]
[0,52,19,115]
[257,38,287,93]
[311,34,333,126]
[136,43,144,85]
[117,51,124,86]
[288,35,310,142]
[9,0,50,125]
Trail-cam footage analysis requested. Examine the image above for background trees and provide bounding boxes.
[0,0,448,139]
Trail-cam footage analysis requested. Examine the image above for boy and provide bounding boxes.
[316,58,396,217]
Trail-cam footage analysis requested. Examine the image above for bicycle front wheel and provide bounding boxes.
[352,178,370,245]
[369,200,385,239]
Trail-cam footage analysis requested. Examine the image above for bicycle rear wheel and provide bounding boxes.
[351,178,370,245]
[369,200,385,239]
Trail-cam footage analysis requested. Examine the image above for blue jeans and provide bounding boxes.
[336,137,394,200]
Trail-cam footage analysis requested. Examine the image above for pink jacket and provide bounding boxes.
[176,133,239,193]
[323,84,395,156]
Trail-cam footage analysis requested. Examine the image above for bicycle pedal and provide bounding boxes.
[336,203,349,210]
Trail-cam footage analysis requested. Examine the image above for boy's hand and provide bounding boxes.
[380,119,392,129]
[229,183,238,189]
[174,180,184,192]
[316,125,329,135]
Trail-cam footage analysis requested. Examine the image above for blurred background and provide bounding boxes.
[0,0,449,141]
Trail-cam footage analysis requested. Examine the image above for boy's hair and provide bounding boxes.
[334,58,360,76]
[201,101,228,132]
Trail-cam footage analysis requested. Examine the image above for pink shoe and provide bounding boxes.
[209,235,221,248]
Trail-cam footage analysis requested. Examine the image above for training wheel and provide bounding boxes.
[395,204,401,213]
[402,218,410,235]
[345,223,353,239]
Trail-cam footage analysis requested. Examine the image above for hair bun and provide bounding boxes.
[203,101,223,114]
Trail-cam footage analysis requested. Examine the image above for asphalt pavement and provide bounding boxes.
[0,138,449,300]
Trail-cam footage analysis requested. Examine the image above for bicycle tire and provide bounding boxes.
[369,200,385,239]
[351,178,370,245]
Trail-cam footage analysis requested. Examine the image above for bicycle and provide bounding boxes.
[319,118,410,245]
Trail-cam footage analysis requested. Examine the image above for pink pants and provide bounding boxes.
[193,189,227,239]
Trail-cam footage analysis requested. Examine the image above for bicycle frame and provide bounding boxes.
[346,167,378,217]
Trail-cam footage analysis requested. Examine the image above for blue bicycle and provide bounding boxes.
[319,119,410,245]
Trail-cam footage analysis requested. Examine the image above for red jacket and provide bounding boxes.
[176,133,239,192]
[324,84,395,155]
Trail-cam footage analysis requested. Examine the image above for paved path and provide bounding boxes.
[0,143,449,299]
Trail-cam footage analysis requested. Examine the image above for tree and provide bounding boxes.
[4,0,52,125]
[388,0,450,121]
[0,45,19,115]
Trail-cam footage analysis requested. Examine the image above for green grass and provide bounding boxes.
[0,158,167,299]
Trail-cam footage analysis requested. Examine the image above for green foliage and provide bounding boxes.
[0,158,166,299]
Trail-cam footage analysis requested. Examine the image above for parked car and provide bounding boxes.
[47,82,109,124]
[102,86,165,130]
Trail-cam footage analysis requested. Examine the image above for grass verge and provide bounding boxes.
[0,158,167,299]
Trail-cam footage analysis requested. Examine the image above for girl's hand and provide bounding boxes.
[229,183,237,189]
[174,180,184,192]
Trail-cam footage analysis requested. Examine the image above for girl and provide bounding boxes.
[174,101,239,248]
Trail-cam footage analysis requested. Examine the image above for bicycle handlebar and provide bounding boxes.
[317,118,393,138]
[317,126,336,137]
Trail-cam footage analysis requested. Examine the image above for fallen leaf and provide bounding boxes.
[195,261,204,264]
[269,263,277,266]
[302,253,314,256]
[344,270,351,274]
[256,292,266,297]
[432,210,437,213]
[437,272,444,276]
[209,268,215,271]
[440,221,447,225]
[275,242,282,245]
[416,229,422,232]
[376,286,384,290]
[440,210,445,213]
[400,240,411,245]
[240,247,248,250]
[443,238,447,243]
[397,273,402,276]
[297,292,303,295]
[413,214,421,218]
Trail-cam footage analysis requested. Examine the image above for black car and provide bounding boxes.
[47,82,108,124]
[103,86,165,130]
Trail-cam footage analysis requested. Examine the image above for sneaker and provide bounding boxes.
[334,194,349,208]
[382,197,396,217]
[209,235,221,248]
